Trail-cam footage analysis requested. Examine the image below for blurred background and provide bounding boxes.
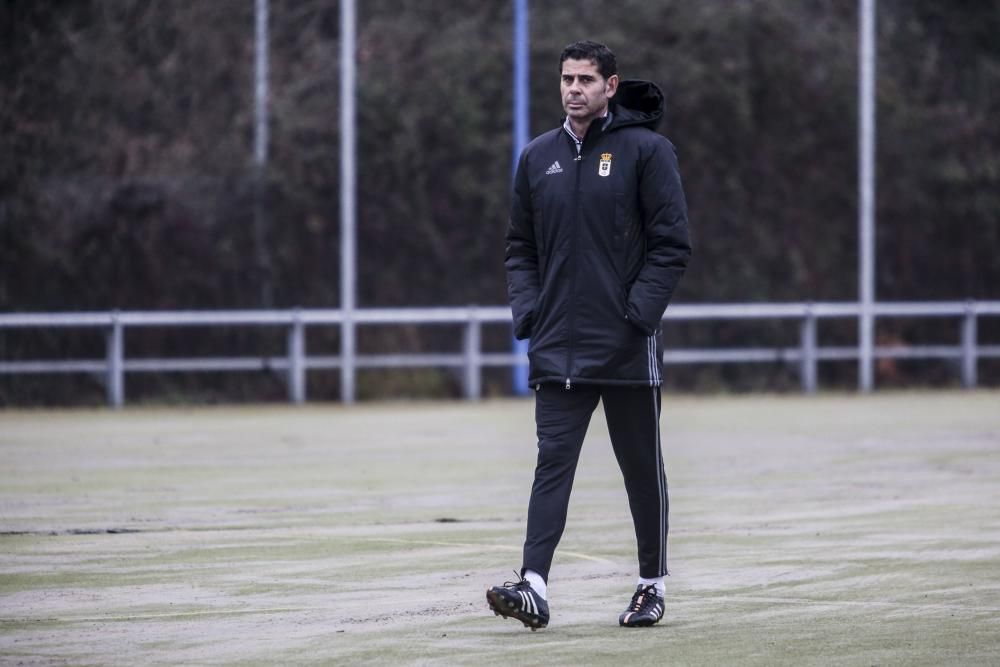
[2,0,999,405]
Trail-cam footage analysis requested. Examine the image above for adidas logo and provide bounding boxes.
[545,161,563,175]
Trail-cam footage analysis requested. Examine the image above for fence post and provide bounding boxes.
[341,314,355,404]
[287,310,306,404]
[799,306,818,394]
[961,301,977,389]
[463,307,482,400]
[106,312,124,408]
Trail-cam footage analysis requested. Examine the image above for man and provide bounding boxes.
[486,41,691,629]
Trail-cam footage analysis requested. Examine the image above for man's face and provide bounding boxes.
[560,58,618,124]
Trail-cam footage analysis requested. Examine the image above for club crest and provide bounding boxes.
[598,152,612,177]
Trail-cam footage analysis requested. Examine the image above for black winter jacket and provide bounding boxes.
[505,80,691,388]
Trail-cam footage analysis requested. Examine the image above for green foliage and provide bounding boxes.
[2,1,998,401]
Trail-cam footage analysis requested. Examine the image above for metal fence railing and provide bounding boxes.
[2,301,999,406]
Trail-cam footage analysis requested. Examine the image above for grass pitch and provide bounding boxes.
[1,391,999,665]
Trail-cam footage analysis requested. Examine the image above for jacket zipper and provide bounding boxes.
[566,150,584,390]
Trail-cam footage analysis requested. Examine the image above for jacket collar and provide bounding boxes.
[562,111,613,150]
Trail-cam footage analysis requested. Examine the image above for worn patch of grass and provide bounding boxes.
[2,392,999,665]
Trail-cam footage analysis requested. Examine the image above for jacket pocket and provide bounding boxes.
[613,192,634,281]
[623,281,651,335]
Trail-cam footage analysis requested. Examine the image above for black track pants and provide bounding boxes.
[521,384,669,581]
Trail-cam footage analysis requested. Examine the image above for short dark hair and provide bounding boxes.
[559,40,618,80]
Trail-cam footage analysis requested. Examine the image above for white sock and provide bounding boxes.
[523,569,547,600]
[638,576,665,597]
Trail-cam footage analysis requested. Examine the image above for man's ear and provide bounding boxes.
[605,74,619,99]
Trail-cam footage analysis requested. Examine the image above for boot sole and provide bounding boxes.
[619,615,662,627]
[486,589,548,631]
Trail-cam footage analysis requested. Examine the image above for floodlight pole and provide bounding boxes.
[858,0,876,392]
[511,0,530,395]
[254,0,269,170]
[341,0,357,403]
[254,0,273,306]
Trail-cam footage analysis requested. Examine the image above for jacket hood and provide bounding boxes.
[609,79,664,131]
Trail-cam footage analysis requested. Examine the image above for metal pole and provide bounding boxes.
[511,0,530,395]
[340,0,357,403]
[799,308,817,394]
[858,0,876,392]
[287,311,306,404]
[254,0,273,306]
[106,314,124,408]
[254,0,269,169]
[463,309,482,400]
[961,302,977,389]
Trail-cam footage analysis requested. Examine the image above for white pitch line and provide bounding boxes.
[0,607,332,624]
[2,594,996,625]
[669,593,1000,614]
[361,536,615,565]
